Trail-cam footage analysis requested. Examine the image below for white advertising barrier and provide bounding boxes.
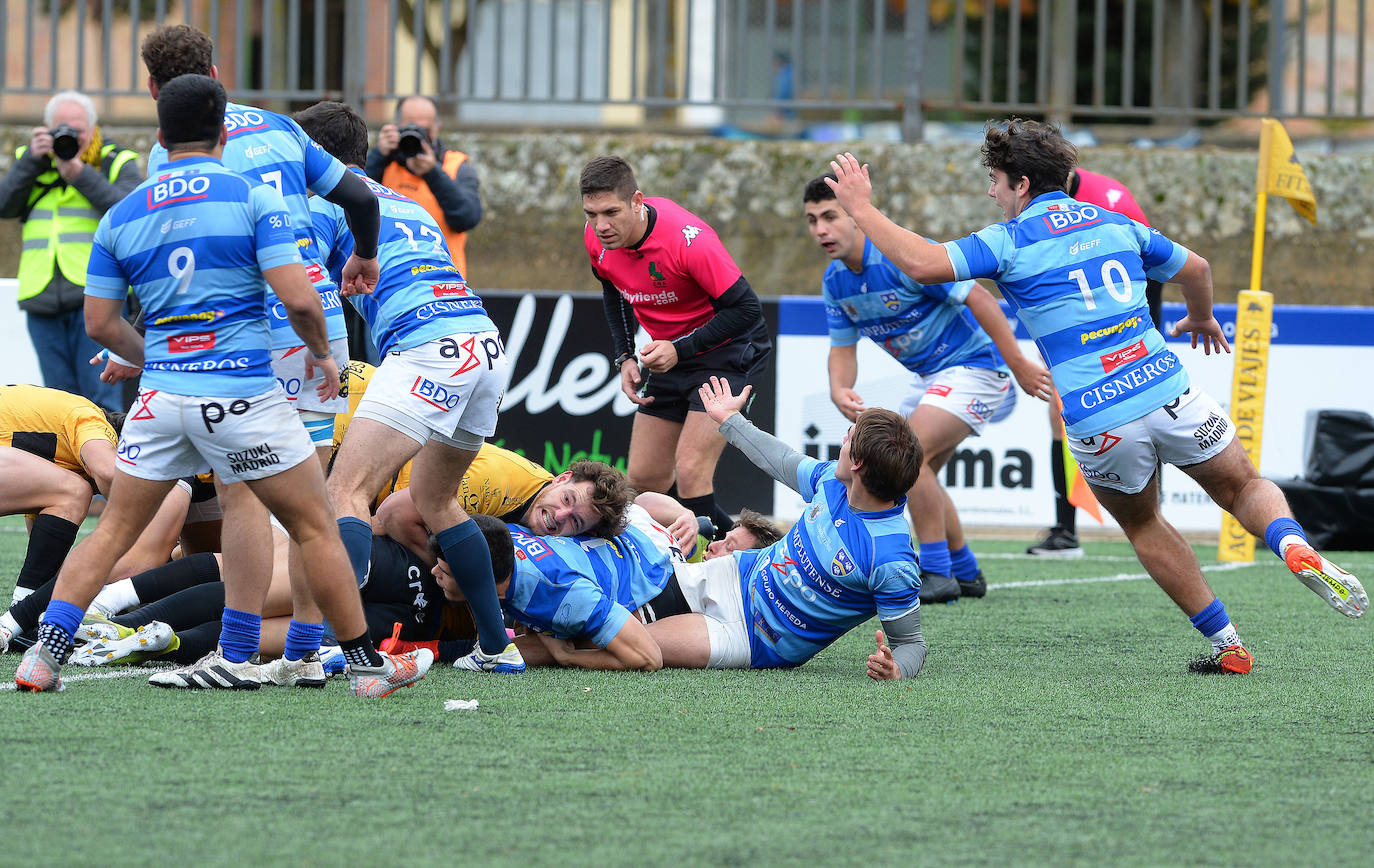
[0,279,43,387]
[773,298,1374,533]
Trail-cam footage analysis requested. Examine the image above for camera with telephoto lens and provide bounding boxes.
[395,123,429,159]
[49,124,81,161]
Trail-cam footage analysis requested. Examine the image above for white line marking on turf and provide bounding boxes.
[989,560,1258,590]
[977,552,1142,562]
[0,667,159,691]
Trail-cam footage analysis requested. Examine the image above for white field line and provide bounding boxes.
[0,666,164,692]
[988,560,1259,590]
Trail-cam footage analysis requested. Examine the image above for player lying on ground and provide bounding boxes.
[826,119,1367,674]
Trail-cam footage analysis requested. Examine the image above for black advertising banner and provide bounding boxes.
[480,290,778,516]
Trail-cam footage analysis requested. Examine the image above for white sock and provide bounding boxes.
[1207,622,1241,653]
[91,578,139,617]
[1279,533,1307,555]
[0,611,19,637]
[10,586,33,605]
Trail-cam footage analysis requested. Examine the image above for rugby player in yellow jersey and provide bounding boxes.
[0,384,188,610]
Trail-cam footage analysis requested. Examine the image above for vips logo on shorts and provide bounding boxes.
[1043,204,1102,234]
[830,549,855,577]
[1100,339,1148,373]
[432,281,469,298]
[409,375,463,411]
[148,174,211,209]
[169,332,216,353]
[926,384,953,397]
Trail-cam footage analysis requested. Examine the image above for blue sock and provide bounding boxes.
[39,599,85,640]
[1188,599,1230,637]
[436,519,507,655]
[1264,517,1307,559]
[949,544,980,582]
[218,607,261,663]
[337,516,374,588]
[283,619,325,661]
[918,541,952,578]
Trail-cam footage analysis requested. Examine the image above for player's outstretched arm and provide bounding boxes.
[965,284,1052,401]
[1167,251,1231,356]
[826,152,957,285]
[700,377,808,492]
[871,608,927,680]
[539,616,663,672]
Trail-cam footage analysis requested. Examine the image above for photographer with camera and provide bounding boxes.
[364,95,482,277]
[0,90,142,412]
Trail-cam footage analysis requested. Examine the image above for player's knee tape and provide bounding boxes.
[299,410,335,446]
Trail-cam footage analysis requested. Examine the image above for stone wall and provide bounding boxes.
[2,127,1371,306]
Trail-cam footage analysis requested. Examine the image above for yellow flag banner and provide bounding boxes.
[1259,118,1317,225]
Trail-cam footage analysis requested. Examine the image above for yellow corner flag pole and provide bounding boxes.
[1218,119,1316,562]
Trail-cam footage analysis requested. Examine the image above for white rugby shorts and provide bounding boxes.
[671,557,751,668]
[117,385,315,484]
[899,365,1015,435]
[1068,387,1235,494]
[353,331,509,451]
[270,337,350,414]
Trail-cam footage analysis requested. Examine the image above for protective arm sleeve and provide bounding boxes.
[0,152,46,218]
[71,155,144,214]
[321,168,379,259]
[600,276,640,359]
[880,607,927,678]
[425,155,482,233]
[671,276,763,360]
[718,413,806,492]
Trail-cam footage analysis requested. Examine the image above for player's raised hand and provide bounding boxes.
[826,153,873,216]
[867,629,901,681]
[698,376,751,425]
[339,253,379,297]
[1170,314,1232,356]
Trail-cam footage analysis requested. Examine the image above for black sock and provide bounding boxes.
[1051,440,1076,534]
[680,494,729,541]
[113,582,225,633]
[341,632,382,668]
[15,515,79,592]
[130,553,221,605]
[9,577,59,632]
[165,621,220,664]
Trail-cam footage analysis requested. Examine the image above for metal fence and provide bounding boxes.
[0,0,1366,135]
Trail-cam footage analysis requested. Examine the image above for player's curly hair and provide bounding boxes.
[567,460,633,539]
[141,25,214,88]
[734,508,785,548]
[980,118,1078,200]
[848,408,922,503]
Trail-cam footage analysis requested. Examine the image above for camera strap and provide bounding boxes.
[19,175,66,224]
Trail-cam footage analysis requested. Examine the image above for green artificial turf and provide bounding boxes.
[0,517,1369,866]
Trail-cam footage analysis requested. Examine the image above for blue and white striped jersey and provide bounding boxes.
[503,506,676,647]
[943,191,1190,437]
[86,156,299,396]
[310,168,495,355]
[149,101,349,346]
[734,460,921,669]
[823,238,1004,376]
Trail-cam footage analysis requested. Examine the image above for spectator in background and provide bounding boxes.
[0,91,142,412]
[365,95,482,278]
[772,52,796,123]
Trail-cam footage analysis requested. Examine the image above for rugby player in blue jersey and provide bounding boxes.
[291,100,525,675]
[804,173,1051,604]
[15,75,430,696]
[137,25,385,688]
[826,119,1367,674]
[637,377,927,679]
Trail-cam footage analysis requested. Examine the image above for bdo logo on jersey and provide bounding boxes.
[1043,205,1101,234]
[1100,339,1147,373]
[409,375,463,411]
[148,175,211,209]
[169,332,215,353]
[830,549,855,577]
